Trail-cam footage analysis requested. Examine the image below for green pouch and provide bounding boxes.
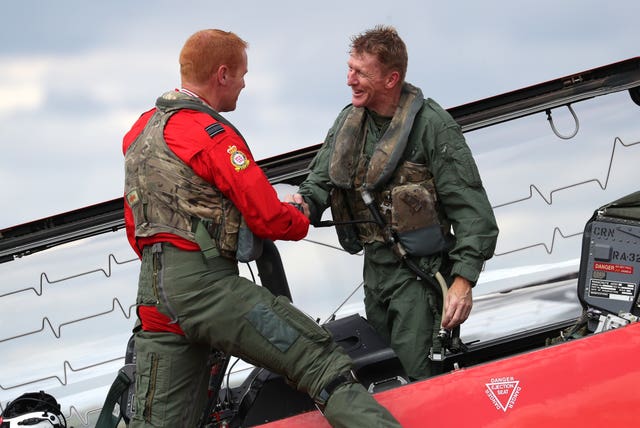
[391,183,446,256]
[236,218,264,262]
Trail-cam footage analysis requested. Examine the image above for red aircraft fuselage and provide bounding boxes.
[259,321,640,427]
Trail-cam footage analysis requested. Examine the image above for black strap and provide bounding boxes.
[315,371,358,409]
[95,366,135,428]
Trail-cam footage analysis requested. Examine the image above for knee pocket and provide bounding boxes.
[245,295,331,353]
[272,296,330,342]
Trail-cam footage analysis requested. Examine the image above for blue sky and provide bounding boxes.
[1,0,638,228]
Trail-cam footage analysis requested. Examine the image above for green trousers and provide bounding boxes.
[130,243,401,427]
[363,244,443,381]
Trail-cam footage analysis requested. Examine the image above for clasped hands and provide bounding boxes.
[284,193,310,218]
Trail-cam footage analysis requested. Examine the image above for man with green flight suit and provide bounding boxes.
[290,25,499,381]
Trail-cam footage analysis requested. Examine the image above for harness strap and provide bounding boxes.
[95,365,135,428]
[315,370,358,411]
[192,218,221,260]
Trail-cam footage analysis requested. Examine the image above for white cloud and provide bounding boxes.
[0,59,48,114]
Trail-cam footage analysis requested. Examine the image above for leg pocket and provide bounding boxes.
[244,299,301,354]
[268,295,331,346]
[244,295,332,354]
[132,332,210,428]
[134,350,168,425]
[137,252,160,306]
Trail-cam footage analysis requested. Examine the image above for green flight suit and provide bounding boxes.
[131,243,401,427]
[298,95,499,380]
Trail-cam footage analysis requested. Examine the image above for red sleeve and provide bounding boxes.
[123,199,142,258]
[165,110,309,241]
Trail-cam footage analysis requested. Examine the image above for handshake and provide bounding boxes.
[284,193,310,218]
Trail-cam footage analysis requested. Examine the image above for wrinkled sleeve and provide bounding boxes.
[427,120,499,283]
[297,138,335,224]
[197,132,310,242]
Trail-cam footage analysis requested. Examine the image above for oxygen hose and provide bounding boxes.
[402,257,450,339]
[317,189,452,341]
[434,271,449,338]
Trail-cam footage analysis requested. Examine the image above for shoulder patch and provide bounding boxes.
[227,145,250,171]
[205,122,225,138]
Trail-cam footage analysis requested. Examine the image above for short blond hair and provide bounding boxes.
[179,29,248,85]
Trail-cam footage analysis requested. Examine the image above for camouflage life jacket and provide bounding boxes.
[328,83,448,256]
[124,91,242,260]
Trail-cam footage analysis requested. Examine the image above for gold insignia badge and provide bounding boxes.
[227,145,250,171]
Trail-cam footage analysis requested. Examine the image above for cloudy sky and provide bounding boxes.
[1,0,638,229]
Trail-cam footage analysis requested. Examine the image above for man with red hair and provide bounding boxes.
[123,29,400,427]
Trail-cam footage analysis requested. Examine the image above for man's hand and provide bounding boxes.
[441,276,473,329]
[284,193,310,218]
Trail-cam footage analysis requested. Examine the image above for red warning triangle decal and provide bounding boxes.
[485,380,520,412]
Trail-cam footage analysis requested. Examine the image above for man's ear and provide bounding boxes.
[216,65,228,85]
[385,70,401,89]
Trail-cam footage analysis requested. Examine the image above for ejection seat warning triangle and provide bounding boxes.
[485,377,521,412]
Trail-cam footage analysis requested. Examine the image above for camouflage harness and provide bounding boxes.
[124,91,243,260]
[327,83,449,257]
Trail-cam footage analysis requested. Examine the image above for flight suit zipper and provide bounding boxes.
[151,243,179,323]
